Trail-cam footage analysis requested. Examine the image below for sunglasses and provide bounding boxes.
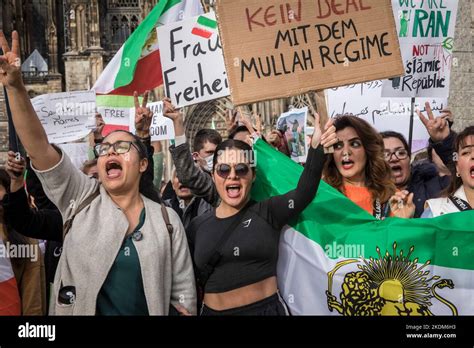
[215,163,251,179]
[94,141,140,157]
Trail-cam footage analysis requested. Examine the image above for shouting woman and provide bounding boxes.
[324,115,415,219]
[188,114,338,315]
[0,31,196,315]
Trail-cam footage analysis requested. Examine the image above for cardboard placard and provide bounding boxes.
[158,12,230,108]
[216,0,404,105]
[31,91,96,144]
[382,0,458,98]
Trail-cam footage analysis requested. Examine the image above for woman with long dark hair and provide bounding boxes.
[0,31,196,315]
[188,114,338,315]
[422,126,474,217]
[324,115,415,219]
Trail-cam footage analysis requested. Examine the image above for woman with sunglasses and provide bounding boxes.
[324,115,415,219]
[187,114,338,316]
[0,31,196,315]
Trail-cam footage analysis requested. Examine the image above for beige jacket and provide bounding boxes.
[33,149,196,315]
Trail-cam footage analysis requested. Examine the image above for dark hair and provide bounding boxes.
[102,130,161,203]
[324,116,396,203]
[0,169,29,247]
[380,131,411,157]
[212,139,255,171]
[0,169,10,195]
[445,126,474,197]
[193,129,222,153]
[104,130,148,159]
[229,126,251,140]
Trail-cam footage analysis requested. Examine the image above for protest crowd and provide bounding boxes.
[0,0,472,318]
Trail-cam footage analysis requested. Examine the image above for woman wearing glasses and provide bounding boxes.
[381,103,455,217]
[188,114,338,316]
[0,31,196,315]
[323,116,415,219]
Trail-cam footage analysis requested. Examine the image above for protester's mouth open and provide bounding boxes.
[226,184,241,199]
[105,160,123,179]
[470,166,474,179]
[390,165,403,177]
[341,159,355,170]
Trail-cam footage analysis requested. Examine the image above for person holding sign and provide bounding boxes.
[0,31,196,315]
[422,126,474,218]
[323,116,415,219]
[187,115,338,316]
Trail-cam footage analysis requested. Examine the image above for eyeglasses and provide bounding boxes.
[215,163,251,179]
[94,141,140,157]
[384,149,409,161]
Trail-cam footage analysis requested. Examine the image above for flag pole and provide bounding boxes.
[408,97,415,154]
[3,86,20,154]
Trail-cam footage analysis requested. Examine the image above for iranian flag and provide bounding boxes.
[252,139,474,316]
[191,15,218,39]
[0,240,21,315]
[92,0,203,96]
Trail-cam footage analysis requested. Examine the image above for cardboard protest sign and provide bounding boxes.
[31,91,96,144]
[158,12,230,108]
[382,0,458,98]
[327,81,447,152]
[129,102,175,141]
[277,107,308,163]
[216,0,404,105]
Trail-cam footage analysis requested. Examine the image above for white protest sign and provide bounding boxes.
[277,107,308,163]
[327,81,448,153]
[382,0,458,98]
[129,101,175,141]
[97,106,130,127]
[58,142,89,169]
[31,91,96,144]
[158,12,229,108]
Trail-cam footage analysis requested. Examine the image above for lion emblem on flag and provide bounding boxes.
[325,242,458,316]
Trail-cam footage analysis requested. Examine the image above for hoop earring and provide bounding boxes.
[456,173,461,177]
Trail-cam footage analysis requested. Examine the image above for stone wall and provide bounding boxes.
[449,0,474,132]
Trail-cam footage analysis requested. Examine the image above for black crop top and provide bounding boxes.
[187,145,325,293]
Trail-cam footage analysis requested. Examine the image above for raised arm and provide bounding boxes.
[0,31,60,170]
[1,31,98,215]
[417,102,455,168]
[163,98,219,206]
[264,115,337,229]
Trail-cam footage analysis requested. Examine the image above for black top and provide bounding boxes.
[188,145,325,293]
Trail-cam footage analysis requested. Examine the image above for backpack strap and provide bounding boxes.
[62,189,100,240]
[160,203,174,238]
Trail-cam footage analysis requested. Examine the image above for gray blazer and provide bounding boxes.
[33,149,196,315]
